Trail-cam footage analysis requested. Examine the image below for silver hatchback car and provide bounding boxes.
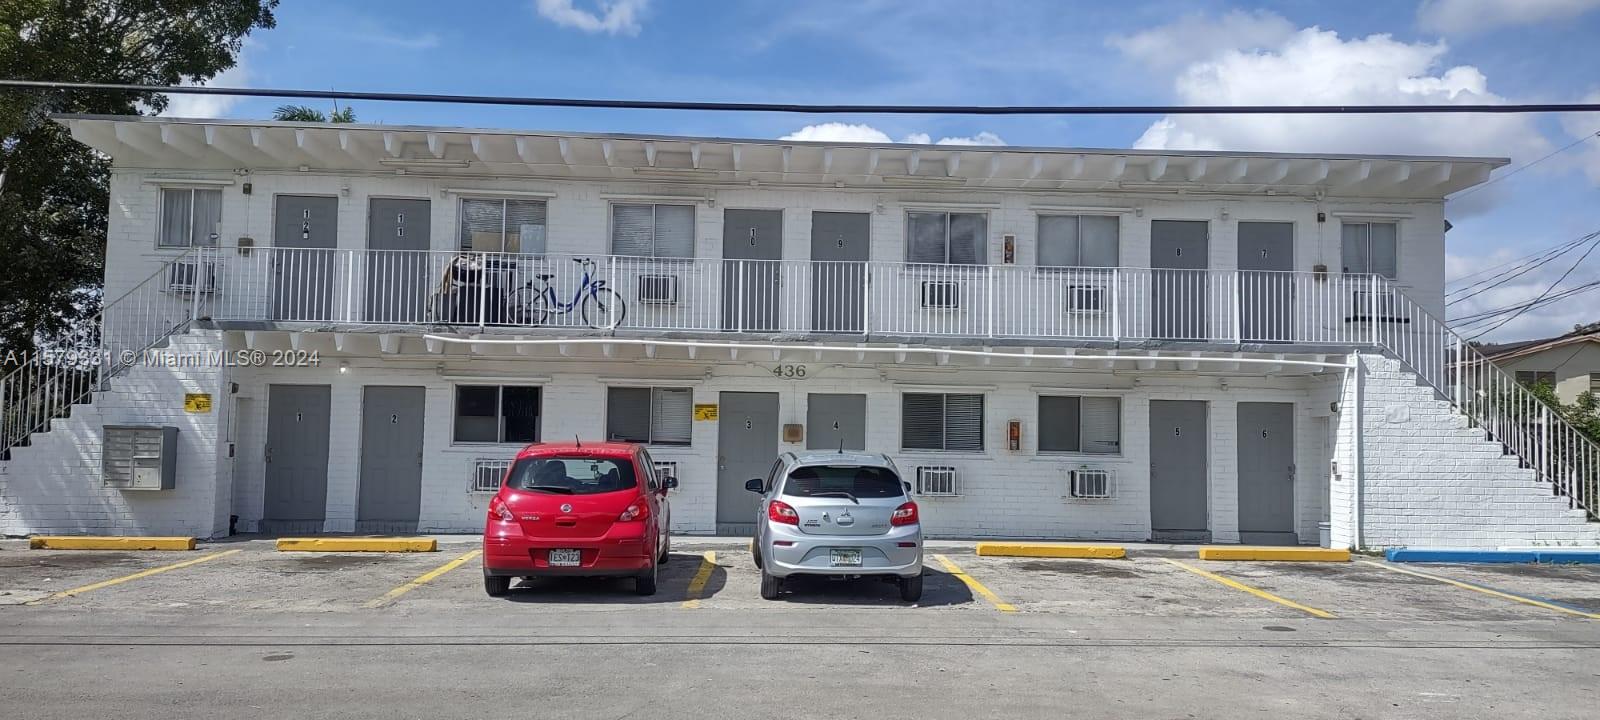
[745,451,923,601]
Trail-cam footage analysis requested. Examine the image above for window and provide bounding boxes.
[460,198,547,253]
[1037,215,1119,267]
[782,465,903,498]
[504,456,637,494]
[1038,395,1121,454]
[453,385,541,443]
[907,211,987,265]
[606,387,692,445]
[1591,373,1600,394]
[611,204,695,258]
[159,188,222,247]
[1341,222,1398,279]
[1516,371,1556,388]
[901,393,984,451]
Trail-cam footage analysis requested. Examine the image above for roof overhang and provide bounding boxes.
[1481,333,1600,363]
[55,114,1508,199]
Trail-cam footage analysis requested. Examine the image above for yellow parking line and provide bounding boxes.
[1161,558,1335,619]
[933,553,1016,613]
[681,551,717,609]
[1358,560,1600,619]
[365,549,482,609]
[27,549,242,604]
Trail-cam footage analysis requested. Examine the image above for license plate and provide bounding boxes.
[830,549,862,567]
[548,549,581,567]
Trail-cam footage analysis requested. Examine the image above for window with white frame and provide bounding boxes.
[1340,221,1398,279]
[907,211,987,265]
[611,204,695,258]
[606,387,693,445]
[1038,395,1121,454]
[1037,215,1119,267]
[460,198,547,253]
[454,385,541,443]
[159,188,222,247]
[901,392,984,451]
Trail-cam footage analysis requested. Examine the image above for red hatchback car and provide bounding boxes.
[482,441,675,597]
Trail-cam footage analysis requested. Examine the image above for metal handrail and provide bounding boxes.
[1,247,207,456]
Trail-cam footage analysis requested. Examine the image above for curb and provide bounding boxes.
[275,537,438,553]
[975,542,1126,559]
[1385,548,1600,564]
[29,536,196,551]
[1197,546,1350,562]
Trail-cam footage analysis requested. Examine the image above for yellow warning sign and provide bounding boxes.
[693,403,718,421]
[184,393,212,413]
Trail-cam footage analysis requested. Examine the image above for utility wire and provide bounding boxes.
[1450,129,1600,202]
[1451,279,1600,327]
[5,79,1600,115]
[1447,233,1591,286]
[1446,230,1600,306]
[1463,232,1600,339]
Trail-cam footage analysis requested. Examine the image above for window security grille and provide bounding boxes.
[920,280,961,309]
[1068,468,1113,499]
[167,260,216,293]
[915,466,960,496]
[471,458,512,493]
[638,274,679,304]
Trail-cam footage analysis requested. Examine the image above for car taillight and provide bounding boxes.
[767,500,799,525]
[489,496,514,522]
[618,501,651,522]
[891,501,919,526]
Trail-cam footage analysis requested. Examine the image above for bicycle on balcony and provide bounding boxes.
[507,257,627,329]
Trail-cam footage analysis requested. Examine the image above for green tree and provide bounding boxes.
[272,104,356,123]
[0,0,277,357]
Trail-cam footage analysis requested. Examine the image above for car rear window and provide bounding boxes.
[505,457,637,495]
[782,465,902,498]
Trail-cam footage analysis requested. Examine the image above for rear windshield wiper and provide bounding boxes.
[523,485,575,494]
[811,490,860,504]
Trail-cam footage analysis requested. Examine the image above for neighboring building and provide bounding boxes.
[1480,329,1600,405]
[2,114,1597,549]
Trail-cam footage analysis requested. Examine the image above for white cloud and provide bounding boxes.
[160,54,250,119]
[1109,9,1296,71]
[1128,27,1549,169]
[534,0,647,36]
[1418,0,1600,35]
[781,123,1006,146]
[1445,248,1600,340]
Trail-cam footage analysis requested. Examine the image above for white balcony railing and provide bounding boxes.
[193,248,1408,345]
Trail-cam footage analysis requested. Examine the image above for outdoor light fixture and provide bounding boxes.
[339,361,349,374]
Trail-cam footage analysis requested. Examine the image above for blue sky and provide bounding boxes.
[164,0,1600,341]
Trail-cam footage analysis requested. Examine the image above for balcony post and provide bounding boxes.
[986,265,995,338]
[1232,270,1243,345]
[737,259,745,332]
[477,252,488,332]
[609,257,618,328]
[1111,269,1121,342]
[861,262,870,336]
[189,247,203,328]
[1369,274,1379,347]
[344,250,355,323]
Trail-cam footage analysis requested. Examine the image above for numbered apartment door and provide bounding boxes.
[1150,220,1209,340]
[722,209,783,332]
[262,384,331,534]
[716,392,779,535]
[1237,402,1296,545]
[357,386,426,534]
[1149,399,1209,542]
[810,212,868,332]
[366,199,431,323]
[1238,222,1294,342]
[273,195,339,321]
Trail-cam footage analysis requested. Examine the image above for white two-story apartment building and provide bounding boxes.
[3,115,1597,548]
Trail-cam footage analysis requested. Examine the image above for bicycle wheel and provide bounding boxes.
[508,285,551,326]
[581,287,627,330]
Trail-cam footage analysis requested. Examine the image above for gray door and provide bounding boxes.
[1238,221,1294,342]
[810,211,869,333]
[366,199,431,323]
[716,391,779,535]
[722,209,783,332]
[357,386,425,533]
[1237,402,1297,545]
[1149,399,1209,542]
[1151,220,1209,340]
[806,393,866,451]
[263,384,331,533]
[273,195,339,321]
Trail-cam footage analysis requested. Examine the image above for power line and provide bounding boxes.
[1446,230,1600,306]
[1450,279,1600,327]
[1450,129,1600,202]
[1463,232,1600,339]
[1447,234,1591,286]
[5,79,1600,115]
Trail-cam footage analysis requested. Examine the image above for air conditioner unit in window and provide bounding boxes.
[638,274,679,305]
[168,260,216,293]
[915,466,960,496]
[920,281,961,309]
[1350,288,1401,321]
[653,460,678,483]
[1065,285,1106,314]
[1068,468,1113,499]
[471,458,512,493]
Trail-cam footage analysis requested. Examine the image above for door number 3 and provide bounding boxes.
[745,419,753,430]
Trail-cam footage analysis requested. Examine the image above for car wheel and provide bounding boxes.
[484,574,511,598]
[898,574,923,602]
[759,568,782,600]
[635,562,658,596]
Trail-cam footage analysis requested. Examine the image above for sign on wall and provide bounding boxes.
[183,393,212,413]
[693,404,719,421]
